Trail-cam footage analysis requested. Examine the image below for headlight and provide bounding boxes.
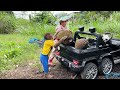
[58,46,60,50]
[102,34,110,42]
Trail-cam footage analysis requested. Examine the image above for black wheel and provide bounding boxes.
[81,62,98,79]
[99,58,113,75]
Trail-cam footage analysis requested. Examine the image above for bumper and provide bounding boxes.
[55,55,84,73]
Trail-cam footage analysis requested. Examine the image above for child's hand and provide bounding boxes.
[53,36,56,40]
[54,36,68,48]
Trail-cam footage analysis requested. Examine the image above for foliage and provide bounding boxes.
[31,11,56,25]
[54,12,68,18]
[0,12,16,34]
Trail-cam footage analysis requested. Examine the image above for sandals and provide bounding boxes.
[48,63,56,67]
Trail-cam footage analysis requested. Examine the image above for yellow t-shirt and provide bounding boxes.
[42,40,54,55]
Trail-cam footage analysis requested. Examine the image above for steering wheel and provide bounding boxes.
[102,32,113,42]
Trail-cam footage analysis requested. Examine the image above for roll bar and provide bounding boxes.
[74,29,105,48]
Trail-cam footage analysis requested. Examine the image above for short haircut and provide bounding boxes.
[59,20,68,25]
[44,33,51,40]
[59,20,63,25]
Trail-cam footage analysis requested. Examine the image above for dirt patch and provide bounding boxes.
[0,60,74,79]
[1,60,120,79]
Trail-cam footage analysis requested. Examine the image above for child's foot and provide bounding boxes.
[46,74,54,79]
[43,74,54,79]
[36,70,44,74]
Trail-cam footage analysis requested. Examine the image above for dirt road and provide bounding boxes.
[1,60,120,79]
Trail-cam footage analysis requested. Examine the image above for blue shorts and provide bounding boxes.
[40,53,49,74]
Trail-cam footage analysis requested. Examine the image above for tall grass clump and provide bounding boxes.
[14,18,56,37]
[0,12,16,34]
[70,11,120,38]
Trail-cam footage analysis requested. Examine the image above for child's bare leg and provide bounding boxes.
[48,48,56,65]
[48,39,59,66]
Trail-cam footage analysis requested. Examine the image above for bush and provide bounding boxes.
[31,11,56,25]
[0,12,16,34]
[15,18,56,36]
[70,11,120,36]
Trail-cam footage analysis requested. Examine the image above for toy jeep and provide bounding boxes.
[54,27,120,79]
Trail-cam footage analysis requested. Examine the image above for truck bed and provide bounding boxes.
[58,38,120,62]
[59,44,110,62]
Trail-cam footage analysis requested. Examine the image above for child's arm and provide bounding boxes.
[53,31,59,39]
[54,36,67,48]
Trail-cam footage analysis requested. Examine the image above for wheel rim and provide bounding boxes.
[85,64,98,79]
[102,59,113,74]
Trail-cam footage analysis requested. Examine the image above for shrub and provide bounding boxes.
[0,12,16,34]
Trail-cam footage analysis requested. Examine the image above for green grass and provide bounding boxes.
[0,14,56,72]
[0,34,42,72]
[14,18,56,36]
[1,11,120,72]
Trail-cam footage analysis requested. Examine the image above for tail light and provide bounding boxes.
[55,51,60,56]
[73,60,79,65]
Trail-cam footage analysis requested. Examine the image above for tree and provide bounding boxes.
[0,11,14,16]
[0,12,16,34]
[95,11,114,18]
[29,14,32,21]
[5,11,14,16]
[31,11,56,25]
[71,11,115,25]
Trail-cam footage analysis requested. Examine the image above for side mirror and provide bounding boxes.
[79,26,84,32]
[89,27,96,33]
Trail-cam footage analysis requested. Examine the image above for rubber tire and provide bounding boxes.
[99,58,113,75]
[81,62,98,79]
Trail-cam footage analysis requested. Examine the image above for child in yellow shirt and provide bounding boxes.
[40,33,67,78]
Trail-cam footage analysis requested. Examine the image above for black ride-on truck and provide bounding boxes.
[54,27,120,79]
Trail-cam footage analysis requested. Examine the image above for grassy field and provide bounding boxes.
[0,14,56,72]
[0,34,42,72]
[0,11,120,73]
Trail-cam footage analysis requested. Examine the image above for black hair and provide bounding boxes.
[44,33,51,40]
[60,20,68,25]
[59,21,63,25]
